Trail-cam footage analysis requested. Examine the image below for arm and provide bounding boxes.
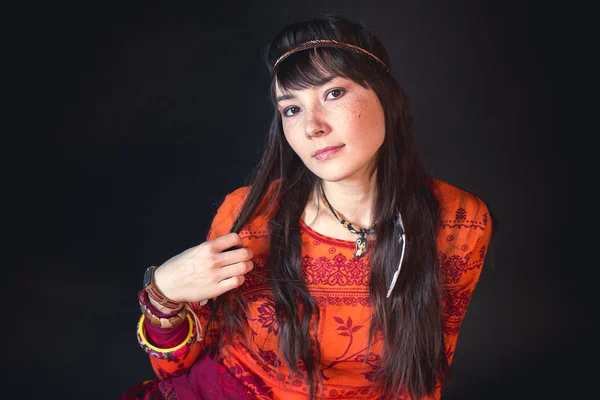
[137,188,250,379]
[437,193,493,365]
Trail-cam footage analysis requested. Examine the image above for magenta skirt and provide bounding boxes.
[119,351,258,400]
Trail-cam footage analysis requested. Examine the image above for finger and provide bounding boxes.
[216,274,246,293]
[217,260,253,281]
[206,232,244,253]
[214,246,253,267]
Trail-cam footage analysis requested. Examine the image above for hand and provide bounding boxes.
[152,233,253,304]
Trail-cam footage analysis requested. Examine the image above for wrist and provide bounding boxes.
[143,266,182,310]
[138,289,187,329]
[153,265,176,301]
[148,294,180,315]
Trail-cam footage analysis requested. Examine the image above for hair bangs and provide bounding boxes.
[273,47,371,99]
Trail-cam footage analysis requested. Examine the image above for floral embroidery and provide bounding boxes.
[258,348,281,368]
[443,289,472,318]
[128,180,491,400]
[439,253,468,284]
[333,316,364,360]
[439,250,482,285]
[242,253,270,290]
[441,288,475,336]
[255,302,278,336]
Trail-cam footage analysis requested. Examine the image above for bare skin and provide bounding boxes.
[150,232,253,312]
[151,77,383,310]
[301,186,377,243]
[276,76,383,238]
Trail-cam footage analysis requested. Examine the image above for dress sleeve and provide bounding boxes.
[139,188,248,379]
[437,193,493,365]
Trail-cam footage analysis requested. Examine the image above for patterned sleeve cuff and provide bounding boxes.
[137,313,198,360]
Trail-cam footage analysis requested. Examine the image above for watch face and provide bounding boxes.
[143,267,153,288]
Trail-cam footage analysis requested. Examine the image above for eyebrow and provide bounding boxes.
[275,93,295,103]
[275,75,339,104]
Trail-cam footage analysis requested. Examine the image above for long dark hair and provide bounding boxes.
[207,15,447,399]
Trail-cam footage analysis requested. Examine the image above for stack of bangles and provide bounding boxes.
[137,289,201,361]
[137,265,206,354]
[138,288,188,329]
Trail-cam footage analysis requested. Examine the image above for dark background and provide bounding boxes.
[12,1,581,399]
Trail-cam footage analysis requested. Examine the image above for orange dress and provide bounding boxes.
[137,179,492,400]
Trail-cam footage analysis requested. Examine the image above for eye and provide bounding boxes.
[283,106,301,117]
[326,88,345,100]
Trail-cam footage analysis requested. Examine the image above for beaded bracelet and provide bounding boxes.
[138,289,187,328]
[140,302,188,328]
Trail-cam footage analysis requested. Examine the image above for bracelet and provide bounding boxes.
[140,302,188,329]
[137,313,198,360]
[145,266,182,310]
[138,289,187,328]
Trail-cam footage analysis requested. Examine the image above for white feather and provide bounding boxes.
[386,214,406,298]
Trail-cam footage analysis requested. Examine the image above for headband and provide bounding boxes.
[273,39,390,72]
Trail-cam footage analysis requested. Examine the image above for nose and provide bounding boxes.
[304,106,330,139]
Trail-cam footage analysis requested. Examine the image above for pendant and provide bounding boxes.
[353,236,368,258]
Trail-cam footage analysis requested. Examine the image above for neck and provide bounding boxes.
[317,177,377,229]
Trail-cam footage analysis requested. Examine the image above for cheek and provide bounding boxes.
[345,101,385,145]
[283,129,309,159]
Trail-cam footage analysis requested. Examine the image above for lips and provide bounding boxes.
[314,145,345,160]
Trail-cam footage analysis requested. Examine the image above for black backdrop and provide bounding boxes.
[13,1,581,399]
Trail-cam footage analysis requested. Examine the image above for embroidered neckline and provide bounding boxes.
[299,218,377,248]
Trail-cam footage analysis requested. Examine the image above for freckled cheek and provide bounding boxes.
[283,129,311,160]
[345,104,375,132]
[359,103,384,135]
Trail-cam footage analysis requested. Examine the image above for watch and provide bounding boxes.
[143,266,182,310]
[143,266,154,288]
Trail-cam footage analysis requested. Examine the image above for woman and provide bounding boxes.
[121,15,493,400]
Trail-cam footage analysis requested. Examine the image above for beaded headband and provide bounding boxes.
[273,39,390,72]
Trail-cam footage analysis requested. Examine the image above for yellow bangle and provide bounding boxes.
[136,313,196,359]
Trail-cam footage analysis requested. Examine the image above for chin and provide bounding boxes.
[302,156,369,183]
[310,168,360,184]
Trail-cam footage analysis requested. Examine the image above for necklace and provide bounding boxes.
[319,182,376,258]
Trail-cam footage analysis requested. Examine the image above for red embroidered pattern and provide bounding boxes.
[302,253,370,286]
[126,180,491,400]
[440,208,488,231]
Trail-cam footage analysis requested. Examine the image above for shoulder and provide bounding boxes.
[207,183,275,249]
[208,181,279,232]
[218,180,280,212]
[430,178,493,275]
[222,185,251,202]
[205,186,251,238]
[430,178,490,226]
[213,186,250,217]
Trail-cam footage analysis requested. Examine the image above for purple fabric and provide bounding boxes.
[120,352,252,399]
[139,289,190,347]
[171,351,252,399]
